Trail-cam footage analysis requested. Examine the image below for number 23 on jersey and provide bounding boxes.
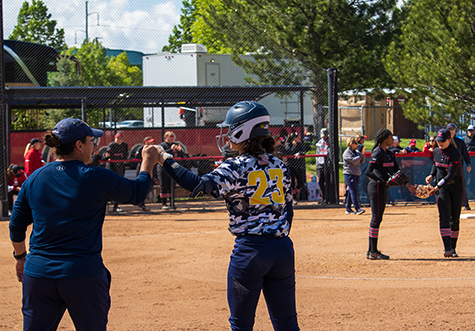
[248,169,285,205]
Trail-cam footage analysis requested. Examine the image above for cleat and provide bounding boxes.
[465,206,471,211]
[346,210,356,215]
[366,251,370,259]
[368,251,390,260]
[162,205,170,210]
[356,209,365,215]
[452,249,458,257]
[444,250,453,258]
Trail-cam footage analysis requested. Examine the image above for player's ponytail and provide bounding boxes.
[372,128,393,151]
[238,135,275,157]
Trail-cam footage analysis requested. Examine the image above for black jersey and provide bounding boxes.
[106,142,128,160]
[430,144,463,188]
[366,146,400,183]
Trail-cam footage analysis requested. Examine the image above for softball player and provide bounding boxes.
[365,129,416,260]
[157,101,299,331]
[425,128,463,257]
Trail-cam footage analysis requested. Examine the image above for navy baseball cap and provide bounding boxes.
[30,138,42,145]
[53,118,103,145]
[447,123,457,129]
[435,128,451,142]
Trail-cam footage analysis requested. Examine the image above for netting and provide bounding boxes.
[2,0,340,210]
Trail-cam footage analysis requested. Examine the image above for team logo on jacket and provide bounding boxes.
[56,165,66,171]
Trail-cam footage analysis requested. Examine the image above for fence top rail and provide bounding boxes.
[5,85,314,109]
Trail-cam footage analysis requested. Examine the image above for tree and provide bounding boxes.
[162,0,197,52]
[191,0,403,92]
[384,0,475,129]
[108,52,143,86]
[9,0,65,51]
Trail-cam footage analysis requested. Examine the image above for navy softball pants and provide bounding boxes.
[227,235,299,331]
[22,270,110,331]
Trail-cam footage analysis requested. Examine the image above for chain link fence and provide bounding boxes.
[2,0,341,212]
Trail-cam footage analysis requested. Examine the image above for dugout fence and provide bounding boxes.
[3,81,341,213]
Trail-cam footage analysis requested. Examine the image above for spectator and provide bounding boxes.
[302,126,316,149]
[343,137,366,215]
[464,125,475,152]
[423,136,437,154]
[24,138,46,177]
[105,133,129,212]
[464,125,475,198]
[404,139,421,153]
[283,129,310,204]
[9,118,158,330]
[7,164,27,213]
[134,136,157,211]
[447,123,471,210]
[388,136,404,154]
[316,128,335,204]
[356,134,367,153]
[158,131,188,209]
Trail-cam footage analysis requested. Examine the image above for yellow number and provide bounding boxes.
[269,168,285,204]
[248,168,285,205]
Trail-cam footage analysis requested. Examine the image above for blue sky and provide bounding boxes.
[4,0,183,53]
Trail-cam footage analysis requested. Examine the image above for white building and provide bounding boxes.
[142,44,314,127]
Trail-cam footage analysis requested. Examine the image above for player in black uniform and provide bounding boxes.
[105,133,129,212]
[425,128,463,257]
[365,129,416,260]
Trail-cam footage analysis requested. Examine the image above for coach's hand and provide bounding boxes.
[154,145,173,165]
[15,258,25,282]
[139,145,160,178]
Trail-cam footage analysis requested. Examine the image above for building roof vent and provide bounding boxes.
[181,44,208,53]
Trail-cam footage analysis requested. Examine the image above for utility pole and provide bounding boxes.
[85,1,99,41]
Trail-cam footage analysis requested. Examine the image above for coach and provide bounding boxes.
[9,118,158,331]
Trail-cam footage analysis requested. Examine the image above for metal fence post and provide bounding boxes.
[0,1,8,216]
[328,68,339,204]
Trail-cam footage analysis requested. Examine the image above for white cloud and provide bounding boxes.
[4,0,182,53]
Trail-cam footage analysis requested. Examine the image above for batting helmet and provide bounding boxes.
[216,101,270,152]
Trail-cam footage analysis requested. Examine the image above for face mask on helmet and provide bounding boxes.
[216,101,271,153]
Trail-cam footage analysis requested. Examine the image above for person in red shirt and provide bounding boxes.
[423,136,437,154]
[24,138,46,177]
[7,164,27,212]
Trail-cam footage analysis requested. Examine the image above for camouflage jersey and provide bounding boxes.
[204,152,292,237]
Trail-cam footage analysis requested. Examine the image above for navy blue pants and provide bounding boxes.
[344,174,361,212]
[227,235,299,331]
[22,270,111,331]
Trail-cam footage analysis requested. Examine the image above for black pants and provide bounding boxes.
[158,166,172,205]
[368,180,388,229]
[317,166,335,204]
[367,180,388,253]
[437,180,463,231]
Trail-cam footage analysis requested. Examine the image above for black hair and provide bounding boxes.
[44,133,87,156]
[239,135,276,157]
[372,128,393,151]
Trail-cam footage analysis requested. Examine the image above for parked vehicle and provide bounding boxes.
[116,120,144,128]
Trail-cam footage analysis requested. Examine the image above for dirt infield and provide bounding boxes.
[2,203,475,330]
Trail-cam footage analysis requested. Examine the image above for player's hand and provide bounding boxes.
[15,258,25,282]
[406,183,417,195]
[141,145,160,165]
[467,165,472,173]
[362,147,366,154]
[430,186,439,195]
[425,175,433,184]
